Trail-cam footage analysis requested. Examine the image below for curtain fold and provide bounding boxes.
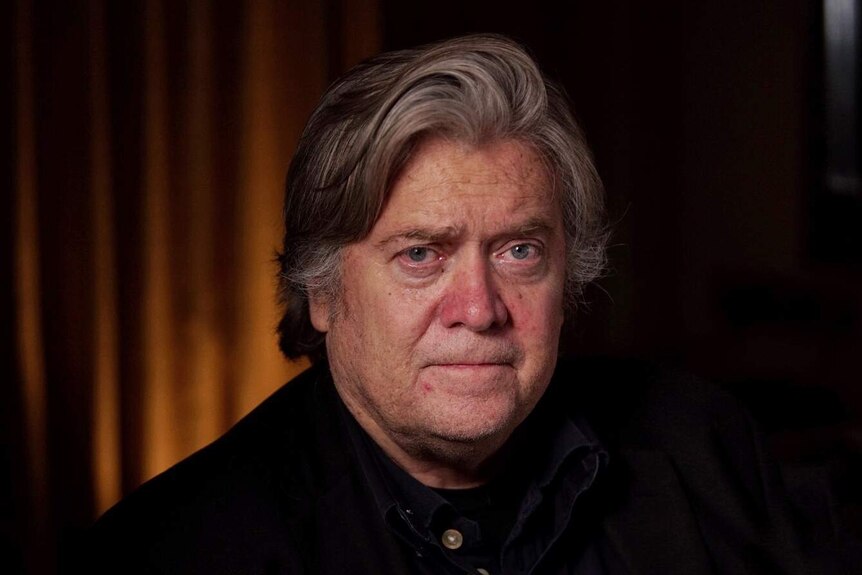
[9,1,380,572]
[13,2,53,573]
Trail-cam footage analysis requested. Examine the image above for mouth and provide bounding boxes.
[423,350,519,369]
[421,361,515,376]
[420,346,521,374]
[431,362,510,369]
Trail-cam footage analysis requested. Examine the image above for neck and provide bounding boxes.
[386,435,512,489]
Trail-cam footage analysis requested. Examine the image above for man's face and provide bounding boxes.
[311,137,566,471]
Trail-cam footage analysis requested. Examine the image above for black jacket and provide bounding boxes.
[86,358,819,574]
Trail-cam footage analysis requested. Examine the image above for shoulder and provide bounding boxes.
[84,365,344,573]
[551,356,775,511]
[552,357,824,574]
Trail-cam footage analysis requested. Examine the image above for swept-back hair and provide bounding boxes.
[277,34,607,361]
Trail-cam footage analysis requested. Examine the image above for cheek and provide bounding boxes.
[365,284,440,346]
[507,297,564,374]
[509,286,563,332]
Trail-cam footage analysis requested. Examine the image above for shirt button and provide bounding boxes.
[441,528,463,550]
[477,569,490,575]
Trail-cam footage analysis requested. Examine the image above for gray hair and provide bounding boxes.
[277,34,607,360]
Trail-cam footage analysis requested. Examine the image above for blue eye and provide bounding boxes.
[407,247,429,262]
[510,244,532,260]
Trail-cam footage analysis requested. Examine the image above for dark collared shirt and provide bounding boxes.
[339,391,608,575]
[88,360,821,574]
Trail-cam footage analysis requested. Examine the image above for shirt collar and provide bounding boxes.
[334,368,608,554]
[337,393,443,540]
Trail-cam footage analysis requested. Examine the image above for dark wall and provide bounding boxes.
[382,0,861,425]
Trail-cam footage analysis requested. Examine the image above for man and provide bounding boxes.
[88,35,818,574]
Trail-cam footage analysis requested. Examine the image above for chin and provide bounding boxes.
[422,401,522,446]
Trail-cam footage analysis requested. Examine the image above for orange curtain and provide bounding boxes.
[8,0,380,572]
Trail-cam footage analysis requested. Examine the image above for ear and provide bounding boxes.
[308,292,331,333]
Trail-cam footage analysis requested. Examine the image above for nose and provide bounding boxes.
[439,253,509,331]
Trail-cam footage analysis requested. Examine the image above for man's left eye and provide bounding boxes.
[508,244,535,260]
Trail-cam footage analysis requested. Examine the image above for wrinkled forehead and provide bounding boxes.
[384,135,555,208]
[365,136,561,242]
[403,135,549,180]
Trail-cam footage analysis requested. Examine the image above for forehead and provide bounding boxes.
[372,137,557,235]
[400,137,549,189]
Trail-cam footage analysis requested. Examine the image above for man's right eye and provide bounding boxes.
[396,246,443,275]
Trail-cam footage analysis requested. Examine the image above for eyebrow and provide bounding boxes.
[375,216,556,248]
[510,217,555,238]
[375,226,462,248]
